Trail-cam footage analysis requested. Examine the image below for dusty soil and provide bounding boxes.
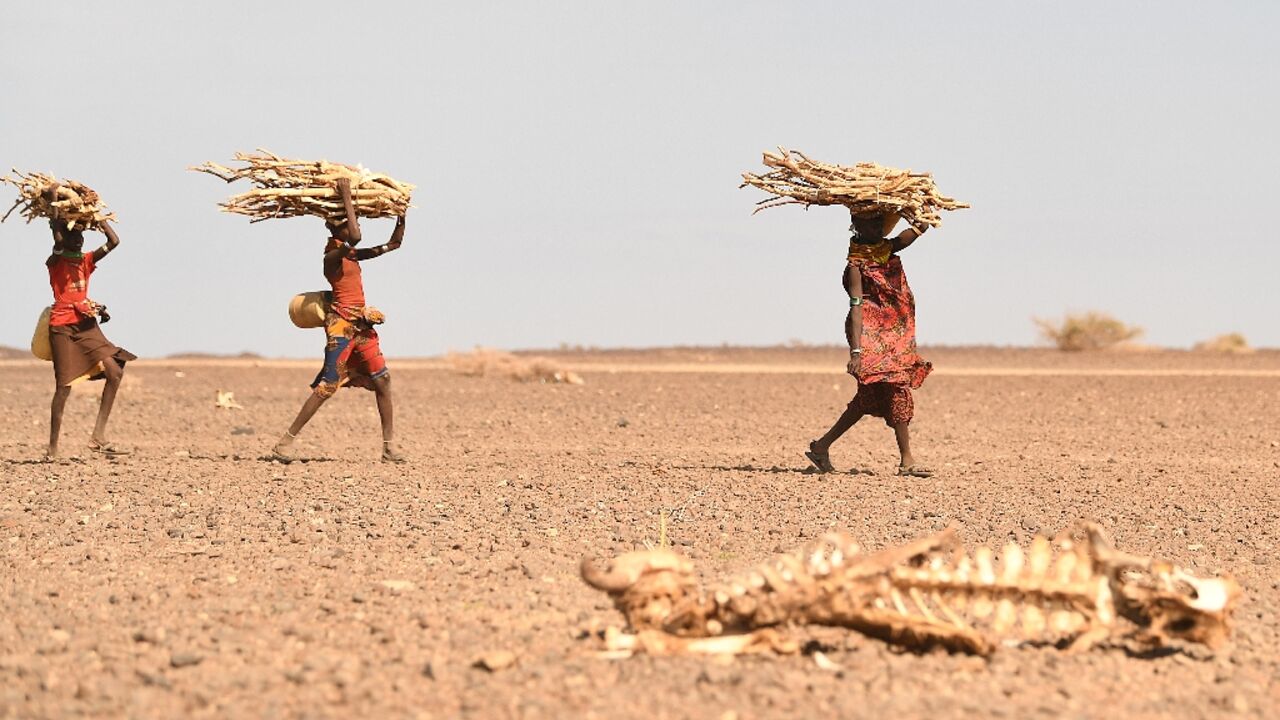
[1,347,1277,719]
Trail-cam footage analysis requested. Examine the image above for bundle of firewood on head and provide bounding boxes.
[190,149,414,224]
[740,147,969,229]
[1,169,117,231]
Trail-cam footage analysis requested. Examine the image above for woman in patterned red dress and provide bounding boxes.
[805,211,933,477]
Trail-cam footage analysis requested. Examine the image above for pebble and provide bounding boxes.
[136,669,171,688]
[170,651,203,668]
[133,627,167,644]
[474,650,517,672]
[379,579,416,593]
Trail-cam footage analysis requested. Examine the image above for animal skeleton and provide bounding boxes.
[740,148,968,228]
[2,170,117,231]
[190,149,414,223]
[581,523,1238,657]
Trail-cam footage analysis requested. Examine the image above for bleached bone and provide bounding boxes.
[582,522,1239,658]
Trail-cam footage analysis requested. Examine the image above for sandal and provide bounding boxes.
[88,440,131,457]
[896,465,934,478]
[805,441,835,474]
[381,442,407,464]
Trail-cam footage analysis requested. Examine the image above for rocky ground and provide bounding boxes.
[1,347,1277,719]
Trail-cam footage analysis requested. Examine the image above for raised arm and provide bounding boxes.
[336,177,361,245]
[890,222,928,253]
[91,221,121,263]
[353,214,406,261]
[324,239,354,265]
[45,185,65,255]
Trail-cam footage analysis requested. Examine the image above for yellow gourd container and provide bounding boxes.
[289,291,330,329]
[31,306,53,361]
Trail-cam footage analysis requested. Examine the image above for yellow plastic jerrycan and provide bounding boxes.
[31,306,53,361]
[289,291,331,329]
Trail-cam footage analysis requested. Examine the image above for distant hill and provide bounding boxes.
[0,345,30,359]
[166,351,264,360]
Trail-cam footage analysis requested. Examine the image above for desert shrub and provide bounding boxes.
[1193,333,1253,353]
[1034,312,1143,351]
[446,347,585,384]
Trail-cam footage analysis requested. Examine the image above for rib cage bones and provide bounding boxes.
[580,523,1238,656]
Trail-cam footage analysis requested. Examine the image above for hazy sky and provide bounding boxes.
[2,1,1276,357]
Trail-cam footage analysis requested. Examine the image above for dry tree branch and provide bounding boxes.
[189,149,415,224]
[740,147,969,228]
[1,170,117,230]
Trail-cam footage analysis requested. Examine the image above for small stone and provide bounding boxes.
[136,669,171,688]
[473,650,517,672]
[133,627,167,644]
[812,651,843,672]
[379,580,416,593]
[616,417,630,428]
[231,426,255,436]
[170,651,203,668]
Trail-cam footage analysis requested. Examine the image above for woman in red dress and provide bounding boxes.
[44,204,136,459]
[805,212,933,477]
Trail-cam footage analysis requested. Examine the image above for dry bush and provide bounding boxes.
[1035,312,1143,351]
[446,348,584,385]
[1194,333,1253,354]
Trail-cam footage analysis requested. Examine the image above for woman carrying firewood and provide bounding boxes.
[271,178,407,463]
[805,212,933,477]
[44,191,136,459]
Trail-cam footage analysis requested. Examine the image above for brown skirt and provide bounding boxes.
[49,318,136,387]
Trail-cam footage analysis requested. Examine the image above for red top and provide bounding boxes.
[47,253,96,326]
[324,239,366,313]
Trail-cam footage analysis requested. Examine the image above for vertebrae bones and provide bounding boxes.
[580,523,1239,656]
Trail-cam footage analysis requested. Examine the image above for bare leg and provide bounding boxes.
[893,423,932,477]
[373,374,405,462]
[806,397,864,473]
[273,391,329,459]
[893,422,914,468]
[90,357,123,446]
[48,385,71,459]
[814,402,864,453]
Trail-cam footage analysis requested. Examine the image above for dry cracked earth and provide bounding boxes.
[1,347,1278,719]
